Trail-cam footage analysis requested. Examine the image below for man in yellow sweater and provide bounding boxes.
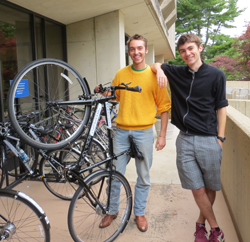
[97,34,171,232]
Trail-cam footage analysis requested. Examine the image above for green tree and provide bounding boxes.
[0,22,16,39]
[209,22,250,80]
[204,34,238,62]
[209,55,241,80]
[170,0,244,64]
[231,23,250,79]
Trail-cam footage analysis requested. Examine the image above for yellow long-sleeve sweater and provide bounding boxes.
[112,65,171,130]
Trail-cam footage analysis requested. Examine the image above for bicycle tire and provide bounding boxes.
[0,189,50,241]
[8,58,91,150]
[68,170,132,242]
[40,138,107,200]
[0,146,7,188]
[76,136,108,169]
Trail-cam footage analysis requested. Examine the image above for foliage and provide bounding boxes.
[0,23,17,101]
[209,23,250,80]
[0,23,16,39]
[232,23,250,79]
[176,0,243,41]
[172,0,244,63]
[204,34,238,62]
[168,51,185,65]
[209,55,241,80]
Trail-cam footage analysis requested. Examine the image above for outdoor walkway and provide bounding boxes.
[15,127,239,241]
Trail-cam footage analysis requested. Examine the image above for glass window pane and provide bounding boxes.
[45,20,63,59]
[35,17,44,59]
[0,4,32,116]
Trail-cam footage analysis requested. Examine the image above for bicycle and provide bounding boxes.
[94,101,118,152]
[1,121,38,179]
[8,58,143,241]
[0,120,106,201]
[40,135,108,200]
[8,58,91,151]
[65,83,144,242]
[0,189,50,241]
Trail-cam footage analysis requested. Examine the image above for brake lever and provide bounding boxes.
[120,82,131,87]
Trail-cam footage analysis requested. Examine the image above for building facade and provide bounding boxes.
[0,0,176,119]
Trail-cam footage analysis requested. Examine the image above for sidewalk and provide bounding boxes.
[15,127,239,241]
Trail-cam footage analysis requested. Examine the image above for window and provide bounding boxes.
[0,1,66,119]
[0,4,31,116]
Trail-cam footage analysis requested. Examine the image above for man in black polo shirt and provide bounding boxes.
[151,33,227,242]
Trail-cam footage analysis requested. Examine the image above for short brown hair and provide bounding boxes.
[127,34,148,49]
[177,33,201,51]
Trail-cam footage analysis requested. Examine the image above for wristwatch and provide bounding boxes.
[217,136,226,142]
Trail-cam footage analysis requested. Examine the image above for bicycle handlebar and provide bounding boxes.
[57,83,142,107]
[97,82,142,96]
[119,85,142,93]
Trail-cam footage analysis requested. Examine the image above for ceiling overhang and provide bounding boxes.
[7,0,176,60]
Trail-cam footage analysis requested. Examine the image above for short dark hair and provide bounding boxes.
[127,34,148,49]
[177,33,201,51]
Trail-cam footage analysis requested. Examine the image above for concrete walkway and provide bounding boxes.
[15,126,239,241]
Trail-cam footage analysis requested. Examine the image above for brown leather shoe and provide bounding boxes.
[135,215,148,232]
[99,213,118,228]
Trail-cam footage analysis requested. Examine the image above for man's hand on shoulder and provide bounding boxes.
[150,63,168,88]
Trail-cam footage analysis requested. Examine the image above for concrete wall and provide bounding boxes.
[67,10,125,92]
[155,54,164,63]
[226,81,250,100]
[227,81,250,90]
[228,100,250,119]
[222,105,250,242]
[145,44,155,66]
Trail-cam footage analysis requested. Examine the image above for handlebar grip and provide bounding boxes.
[126,86,142,93]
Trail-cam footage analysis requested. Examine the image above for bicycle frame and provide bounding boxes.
[60,99,126,212]
[0,123,32,189]
[2,84,140,213]
[46,87,134,211]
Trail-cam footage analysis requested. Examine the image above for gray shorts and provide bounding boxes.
[176,132,222,191]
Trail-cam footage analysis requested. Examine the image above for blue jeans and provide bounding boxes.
[109,127,154,216]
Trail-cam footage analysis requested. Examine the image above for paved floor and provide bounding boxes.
[15,126,239,241]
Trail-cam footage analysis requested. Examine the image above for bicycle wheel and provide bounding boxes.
[40,138,107,200]
[74,136,108,169]
[40,148,81,200]
[0,146,7,188]
[68,170,132,242]
[8,58,91,151]
[0,189,50,241]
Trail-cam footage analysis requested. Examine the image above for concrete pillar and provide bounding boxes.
[95,10,125,85]
[155,54,164,63]
[145,44,155,66]
[67,19,96,90]
[67,10,125,92]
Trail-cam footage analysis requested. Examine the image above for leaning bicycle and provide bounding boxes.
[8,58,91,151]
[0,119,106,200]
[8,58,143,241]
[65,84,143,242]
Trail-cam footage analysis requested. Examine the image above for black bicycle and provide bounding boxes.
[8,58,91,151]
[0,119,106,201]
[7,58,143,241]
